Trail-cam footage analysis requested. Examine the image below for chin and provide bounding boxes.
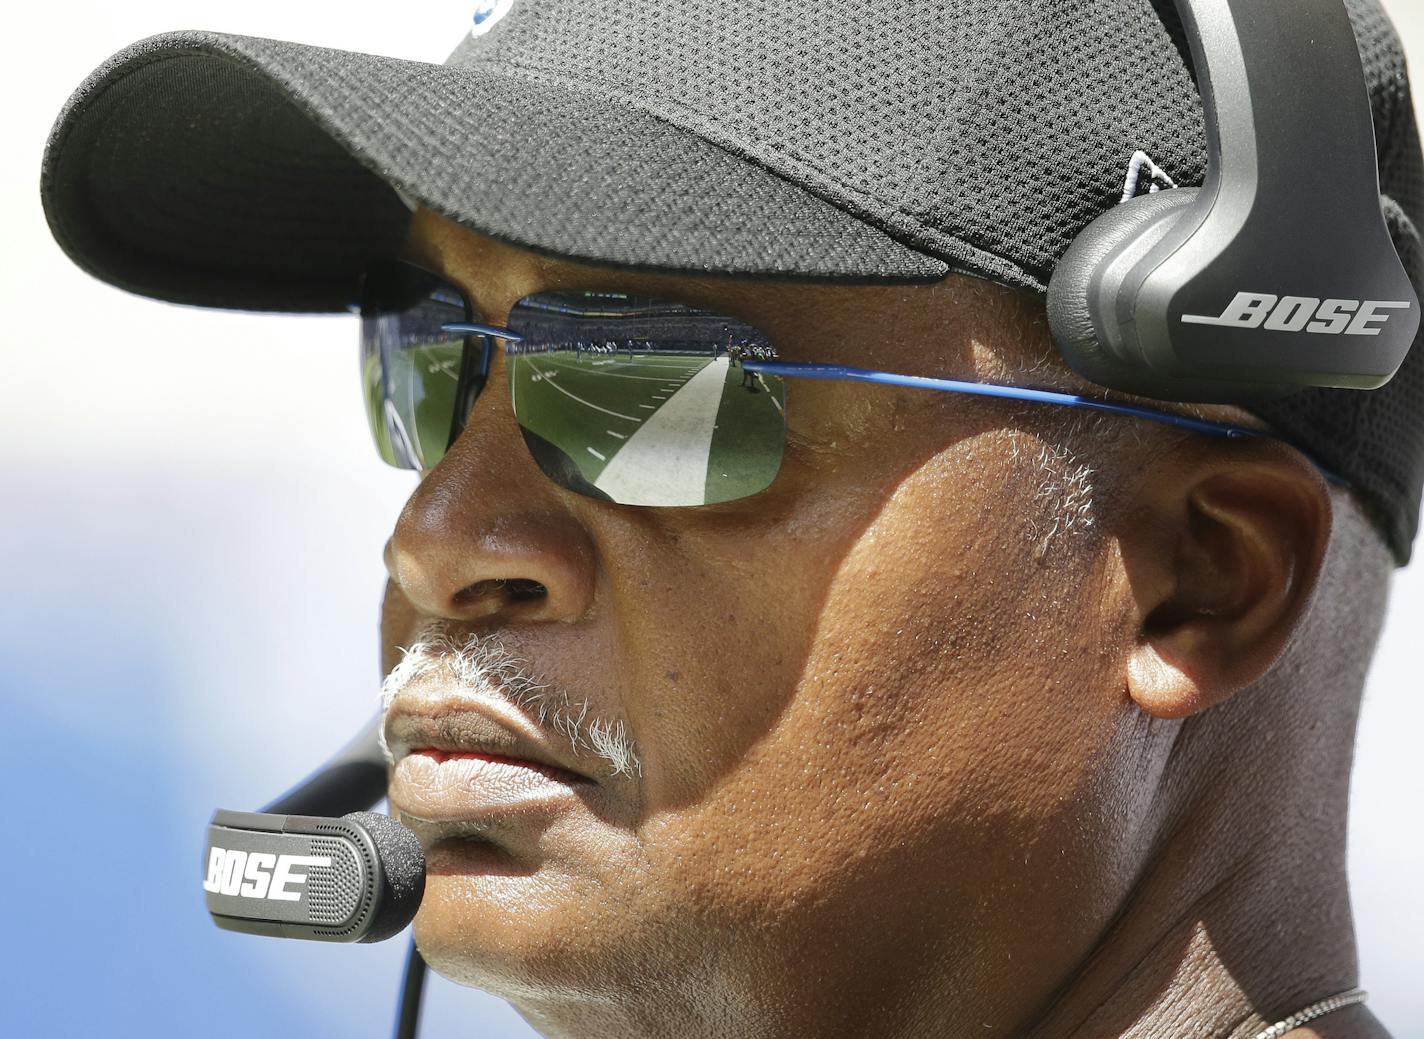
[412,870,654,999]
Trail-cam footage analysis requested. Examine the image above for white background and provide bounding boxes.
[1,4,1420,1037]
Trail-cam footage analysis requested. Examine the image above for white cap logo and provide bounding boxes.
[471,0,516,37]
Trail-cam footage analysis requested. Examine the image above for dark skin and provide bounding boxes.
[380,209,1388,1038]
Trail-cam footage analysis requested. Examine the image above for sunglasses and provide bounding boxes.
[358,260,1302,508]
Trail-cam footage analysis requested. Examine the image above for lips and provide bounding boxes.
[385,703,592,825]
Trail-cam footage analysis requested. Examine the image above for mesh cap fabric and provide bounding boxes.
[39,0,1424,563]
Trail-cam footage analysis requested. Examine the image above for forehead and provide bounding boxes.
[401,208,1053,377]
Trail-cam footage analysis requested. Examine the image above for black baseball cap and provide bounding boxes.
[40,0,1424,562]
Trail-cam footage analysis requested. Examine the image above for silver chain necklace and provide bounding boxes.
[1242,987,1367,1039]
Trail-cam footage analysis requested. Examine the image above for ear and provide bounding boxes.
[1115,438,1333,720]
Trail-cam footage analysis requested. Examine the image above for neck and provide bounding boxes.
[1023,685,1378,1039]
[1024,827,1361,1037]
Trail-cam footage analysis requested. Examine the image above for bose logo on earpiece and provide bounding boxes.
[1181,292,1414,336]
[203,846,332,901]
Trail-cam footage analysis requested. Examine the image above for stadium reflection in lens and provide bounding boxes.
[361,263,469,471]
[507,293,787,506]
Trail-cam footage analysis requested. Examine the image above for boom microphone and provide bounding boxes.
[204,808,425,943]
[202,715,433,1037]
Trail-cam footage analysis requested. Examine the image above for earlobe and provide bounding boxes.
[1120,443,1333,720]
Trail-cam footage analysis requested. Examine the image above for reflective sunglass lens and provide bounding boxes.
[506,293,786,506]
[360,264,471,471]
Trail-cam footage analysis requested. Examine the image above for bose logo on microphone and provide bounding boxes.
[203,847,332,901]
[1181,292,1413,336]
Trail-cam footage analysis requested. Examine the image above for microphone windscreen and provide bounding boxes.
[345,811,426,944]
[204,809,426,943]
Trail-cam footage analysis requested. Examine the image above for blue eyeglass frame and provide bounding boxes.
[438,319,1344,486]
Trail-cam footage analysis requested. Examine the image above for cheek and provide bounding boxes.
[600,452,896,807]
[380,578,422,676]
[635,435,1135,934]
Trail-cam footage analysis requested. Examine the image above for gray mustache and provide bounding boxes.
[379,621,641,778]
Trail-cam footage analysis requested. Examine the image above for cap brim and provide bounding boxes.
[41,31,948,313]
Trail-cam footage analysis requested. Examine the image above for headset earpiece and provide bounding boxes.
[1047,0,1420,405]
[1049,189,1211,398]
[1048,186,1290,400]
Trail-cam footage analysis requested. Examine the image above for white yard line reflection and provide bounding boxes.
[527,362,642,421]
[593,358,730,504]
[541,358,697,382]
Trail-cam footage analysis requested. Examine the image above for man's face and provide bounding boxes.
[380,212,1151,1024]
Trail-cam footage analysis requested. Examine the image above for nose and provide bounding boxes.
[385,366,598,624]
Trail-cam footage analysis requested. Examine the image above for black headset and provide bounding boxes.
[1048,0,1419,404]
[208,3,1421,1038]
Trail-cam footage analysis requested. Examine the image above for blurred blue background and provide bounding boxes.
[3,3,1421,1037]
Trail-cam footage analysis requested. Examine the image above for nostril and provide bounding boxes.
[451,578,548,611]
[505,579,548,602]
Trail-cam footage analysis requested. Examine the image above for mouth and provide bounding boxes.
[385,702,594,827]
